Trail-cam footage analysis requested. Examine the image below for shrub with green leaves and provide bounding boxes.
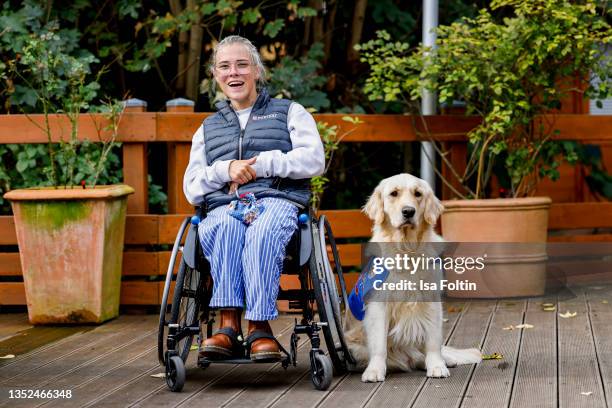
[357,0,612,198]
[0,142,123,214]
[3,27,129,189]
[268,43,330,111]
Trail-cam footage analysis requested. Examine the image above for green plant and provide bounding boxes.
[0,142,123,214]
[127,0,316,100]
[268,43,330,111]
[357,0,612,198]
[310,116,363,212]
[0,144,170,215]
[6,29,125,189]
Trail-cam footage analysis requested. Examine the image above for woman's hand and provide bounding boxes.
[229,157,257,184]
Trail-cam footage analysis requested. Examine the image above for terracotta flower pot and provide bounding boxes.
[4,185,134,324]
[441,197,551,298]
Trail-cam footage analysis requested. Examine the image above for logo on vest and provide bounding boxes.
[252,113,279,120]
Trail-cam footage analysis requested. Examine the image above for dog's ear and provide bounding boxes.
[423,188,444,226]
[363,186,385,225]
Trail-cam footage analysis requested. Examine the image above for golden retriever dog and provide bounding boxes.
[344,173,481,382]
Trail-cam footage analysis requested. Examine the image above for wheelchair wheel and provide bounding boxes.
[309,215,354,374]
[166,355,186,392]
[310,352,333,391]
[158,217,203,366]
[168,258,202,362]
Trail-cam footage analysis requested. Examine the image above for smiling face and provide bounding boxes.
[213,43,259,110]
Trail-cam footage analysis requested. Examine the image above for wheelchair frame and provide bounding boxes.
[157,208,355,392]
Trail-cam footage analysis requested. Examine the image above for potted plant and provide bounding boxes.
[356,0,612,297]
[2,31,133,323]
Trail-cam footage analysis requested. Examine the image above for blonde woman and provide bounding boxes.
[183,36,325,361]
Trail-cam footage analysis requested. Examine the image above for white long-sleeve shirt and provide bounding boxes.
[183,102,325,206]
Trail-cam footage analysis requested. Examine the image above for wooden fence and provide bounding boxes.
[1,100,611,306]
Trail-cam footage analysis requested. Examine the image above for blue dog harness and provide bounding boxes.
[348,258,389,321]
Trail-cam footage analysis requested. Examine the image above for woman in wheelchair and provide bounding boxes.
[182,35,325,362]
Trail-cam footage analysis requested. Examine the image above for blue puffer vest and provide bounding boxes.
[203,88,311,210]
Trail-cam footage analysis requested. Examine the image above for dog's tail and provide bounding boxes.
[441,346,482,367]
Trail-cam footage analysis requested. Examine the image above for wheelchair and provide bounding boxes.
[157,206,355,392]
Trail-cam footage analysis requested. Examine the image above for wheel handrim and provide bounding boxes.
[170,261,201,362]
[317,215,354,366]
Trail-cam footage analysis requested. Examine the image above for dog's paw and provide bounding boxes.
[426,364,450,378]
[426,354,450,378]
[361,360,387,382]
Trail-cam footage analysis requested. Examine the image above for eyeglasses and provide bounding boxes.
[215,61,252,74]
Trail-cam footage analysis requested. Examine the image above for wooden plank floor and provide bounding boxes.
[1,286,612,407]
[0,313,31,343]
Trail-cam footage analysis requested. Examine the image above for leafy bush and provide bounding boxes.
[268,43,330,111]
[357,0,612,198]
[0,21,167,214]
[0,142,123,214]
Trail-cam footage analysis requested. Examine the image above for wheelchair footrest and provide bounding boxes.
[198,356,290,365]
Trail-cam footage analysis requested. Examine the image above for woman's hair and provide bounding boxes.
[209,35,267,89]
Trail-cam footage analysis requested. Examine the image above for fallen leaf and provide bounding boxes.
[190,344,199,351]
[559,311,577,318]
[580,391,593,396]
[447,306,463,313]
[515,323,534,329]
[602,300,609,304]
[542,306,556,312]
[150,373,166,378]
[0,354,15,359]
[541,303,555,308]
[503,325,515,331]
[442,318,449,323]
[482,353,503,360]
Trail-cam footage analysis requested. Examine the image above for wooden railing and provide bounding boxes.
[1,99,611,306]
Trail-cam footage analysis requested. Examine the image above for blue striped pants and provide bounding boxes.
[198,198,298,321]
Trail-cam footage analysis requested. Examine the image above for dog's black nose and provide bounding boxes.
[402,206,416,219]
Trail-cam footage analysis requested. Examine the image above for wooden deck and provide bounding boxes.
[1,285,611,408]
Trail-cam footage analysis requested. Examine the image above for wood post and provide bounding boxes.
[122,98,149,214]
[166,98,195,214]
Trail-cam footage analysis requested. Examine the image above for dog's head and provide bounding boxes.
[363,173,443,230]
